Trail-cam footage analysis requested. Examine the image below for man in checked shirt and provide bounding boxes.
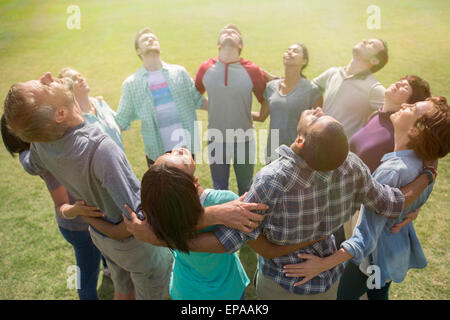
[125,107,434,300]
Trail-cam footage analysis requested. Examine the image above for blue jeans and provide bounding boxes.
[208,139,255,196]
[59,227,101,300]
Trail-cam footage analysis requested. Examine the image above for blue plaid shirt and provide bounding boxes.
[214,145,405,295]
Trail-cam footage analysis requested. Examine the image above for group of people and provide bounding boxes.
[2,24,450,300]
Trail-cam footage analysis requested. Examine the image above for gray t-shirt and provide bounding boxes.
[312,67,385,138]
[40,171,89,231]
[20,122,142,225]
[263,78,321,163]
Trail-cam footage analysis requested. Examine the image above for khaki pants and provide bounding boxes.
[256,271,339,300]
[89,227,173,299]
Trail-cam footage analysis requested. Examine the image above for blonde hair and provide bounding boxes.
[3,84,69,142]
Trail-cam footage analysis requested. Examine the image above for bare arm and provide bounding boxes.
[48,186,104,220]
[200,97,208,111]
[252,99,270,122]
[313,96,323,108]
[247,233,326,259]
[82,217,131,241]
[283,248,352,286]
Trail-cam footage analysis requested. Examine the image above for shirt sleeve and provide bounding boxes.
[241,60,266,104]
[19,146,46,176]
[311,67,334,92]
[341,205,388,265]
[213,172,276,253]
[181,67,205,110]
[309,82,323,107]
[195,59,216,94]
[360,166,405,220]
[115,80,138,131]
[368,83,386,111]
[92,138,142,220]
[39,170,62,191]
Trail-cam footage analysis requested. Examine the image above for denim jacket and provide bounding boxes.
[342,150,434,284]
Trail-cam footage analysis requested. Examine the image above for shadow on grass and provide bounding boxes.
[98,274,114,300]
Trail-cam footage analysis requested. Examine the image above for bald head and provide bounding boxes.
[296,109,349,171]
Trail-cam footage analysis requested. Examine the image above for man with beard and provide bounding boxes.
[195,24,268,196]
[115,28,208,167]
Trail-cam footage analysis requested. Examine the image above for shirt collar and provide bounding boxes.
[276,145,333,182]
[139,61,169,77]
[381,149,416,162]
[341,66,371,80]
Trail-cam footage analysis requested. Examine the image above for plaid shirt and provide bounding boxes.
[115,62,204,160]
[214,145,405,295]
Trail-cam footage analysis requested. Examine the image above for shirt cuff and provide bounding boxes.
[213,225,248,253]
[341,240,363,265]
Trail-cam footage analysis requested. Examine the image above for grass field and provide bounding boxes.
[0,0,449,300]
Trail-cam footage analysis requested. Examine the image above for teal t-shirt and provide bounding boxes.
[169,189,250,300]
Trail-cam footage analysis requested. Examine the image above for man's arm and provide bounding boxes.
[195,193,267,232]
[92,138,144,221]
[82,217,130,240]
[123,206,227,252]
[247,234,327,259]
[114,80,138,131]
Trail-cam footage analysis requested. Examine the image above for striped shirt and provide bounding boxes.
[115,62,204,160]
[147,70,186,152]
[213,145,405,295]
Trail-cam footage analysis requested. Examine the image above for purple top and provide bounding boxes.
[349,107,395,173]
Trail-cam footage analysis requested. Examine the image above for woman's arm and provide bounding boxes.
[283,248,352,287]
[48,185,104,220]
[81,217,131,241]
[247,233,326,259]
[252,99,270,122]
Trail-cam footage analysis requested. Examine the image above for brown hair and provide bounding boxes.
[401,75,431,104]
[407,96,450,161]
[295,43,309,78]
[134,27,154,60]
[370,38,388,74]
[3,84,68,142]
[141,164,204,253]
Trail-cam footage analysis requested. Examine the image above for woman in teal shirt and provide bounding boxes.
[139,147,317,299]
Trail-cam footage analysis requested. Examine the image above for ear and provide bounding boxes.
[408,127,420,138]
[369,57,379,67]
[293,135,306,149]
[54,106,66,124]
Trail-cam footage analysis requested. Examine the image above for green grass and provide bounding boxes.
[0,0,449,300]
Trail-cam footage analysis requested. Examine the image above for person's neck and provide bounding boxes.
[393,131,410,152]
[196,184,205,198]
[142,52,163,71]
[218,46,241,64]
[382,98,401,113]
[283,65,302,87]
[76,94,92,113]
[345,58,371,76]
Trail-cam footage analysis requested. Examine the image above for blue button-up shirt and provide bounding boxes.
[342,150,433,284]
[214,145,405,295]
